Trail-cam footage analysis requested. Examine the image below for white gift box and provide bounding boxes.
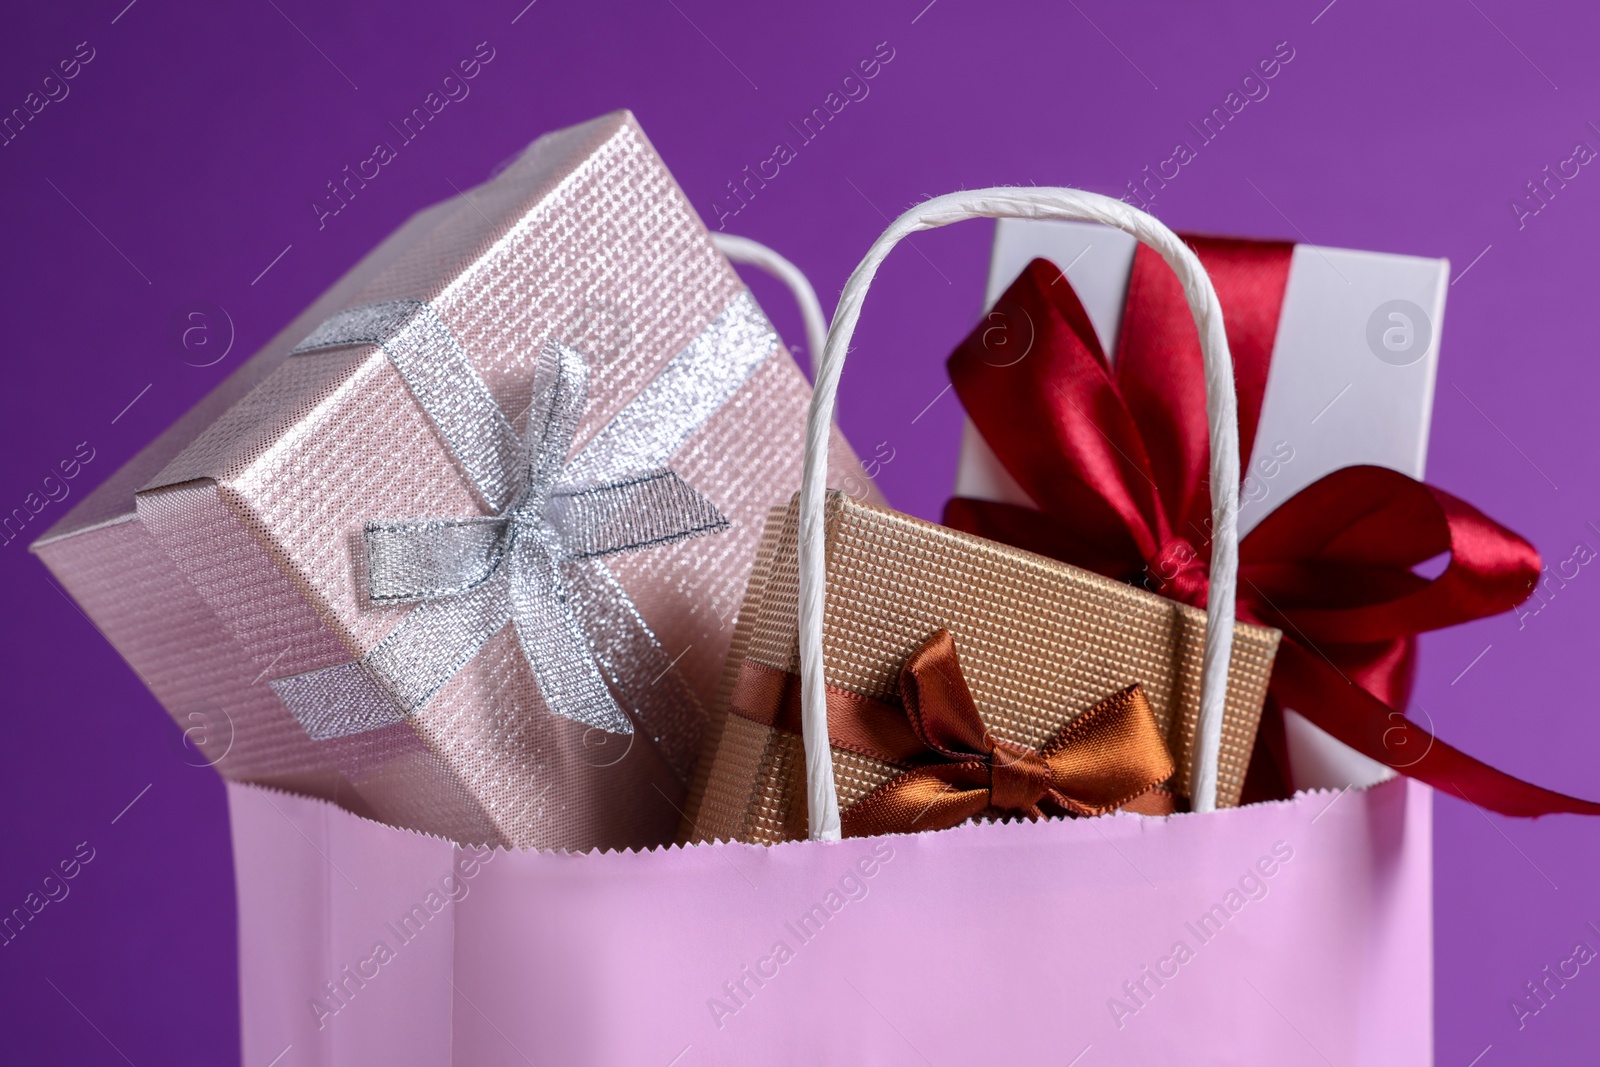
[956,218,1449,792]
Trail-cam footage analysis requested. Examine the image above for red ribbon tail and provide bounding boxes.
[1273,639,1600,817]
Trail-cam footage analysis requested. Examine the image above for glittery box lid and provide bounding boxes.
[34,111,877,851]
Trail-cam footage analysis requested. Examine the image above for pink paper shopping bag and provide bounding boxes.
[231,776,1429,1065]
[228,189,1438,1066]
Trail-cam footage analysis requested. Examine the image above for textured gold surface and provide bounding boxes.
[679,504,786,836]
[689,493,1281,845]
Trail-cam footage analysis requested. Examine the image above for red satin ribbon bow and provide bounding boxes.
[944,246,1600,817]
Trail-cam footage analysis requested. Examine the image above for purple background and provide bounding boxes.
[3,0,1598,1062]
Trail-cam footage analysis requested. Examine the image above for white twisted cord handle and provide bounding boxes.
[798,188,1242,840]
[710,233,830,368]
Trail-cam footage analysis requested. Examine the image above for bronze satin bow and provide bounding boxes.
[729,629,1176,837]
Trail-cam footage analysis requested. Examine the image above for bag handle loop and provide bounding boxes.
[710,232,830,368]
[793,189,1242,840]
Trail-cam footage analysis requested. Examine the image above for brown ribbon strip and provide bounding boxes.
[730,658,925,764]
[730,629,1177,836]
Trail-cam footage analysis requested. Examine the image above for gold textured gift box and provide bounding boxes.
[685,492,1282,845]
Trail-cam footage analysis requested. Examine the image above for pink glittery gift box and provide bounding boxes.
[33,111,875,851]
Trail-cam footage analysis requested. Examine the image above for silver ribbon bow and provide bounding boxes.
[269,293,778,781]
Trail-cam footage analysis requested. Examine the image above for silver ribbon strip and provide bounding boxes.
[269,292,777,782]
